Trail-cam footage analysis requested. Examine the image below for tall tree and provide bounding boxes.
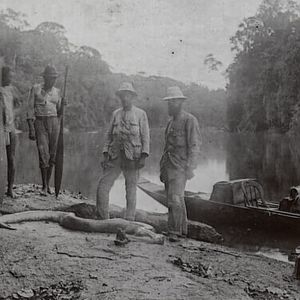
[227,0,300,132]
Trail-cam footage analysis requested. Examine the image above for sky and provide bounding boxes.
[0,0,263,89]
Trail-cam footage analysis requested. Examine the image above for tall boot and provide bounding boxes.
[40,167,48,196]
[47,165,53,194]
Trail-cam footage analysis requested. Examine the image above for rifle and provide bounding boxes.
[54,66,69,197]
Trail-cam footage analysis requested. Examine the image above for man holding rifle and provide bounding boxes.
[26,65,62,196]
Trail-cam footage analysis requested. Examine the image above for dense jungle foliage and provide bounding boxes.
[0,9,226,131]
[227,0,300,133]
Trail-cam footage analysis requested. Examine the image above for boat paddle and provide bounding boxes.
[0,57,6,204]
[54,65,69,198]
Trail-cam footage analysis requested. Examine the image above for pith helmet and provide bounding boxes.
[116,82,137,96]
[163,86,187,101]
[41,65,59,78]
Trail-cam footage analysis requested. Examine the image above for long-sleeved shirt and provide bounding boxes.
[26,84,61,120]
[103,105,150,160]
[160,110,201,172]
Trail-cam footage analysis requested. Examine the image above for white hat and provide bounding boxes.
[116,82,137,96]
[163,86,187,101]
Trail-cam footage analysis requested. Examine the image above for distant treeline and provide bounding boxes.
[227,0,300,133]
[0,9,226,131]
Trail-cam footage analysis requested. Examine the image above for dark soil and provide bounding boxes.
[0,184,299,300]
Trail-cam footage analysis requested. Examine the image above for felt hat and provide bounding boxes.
[41,65,59,78]
[163,86,187,101]
[116,82,137,96]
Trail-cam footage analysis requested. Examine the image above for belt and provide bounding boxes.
[35,115,58,120]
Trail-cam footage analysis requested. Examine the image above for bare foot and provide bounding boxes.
[40,188,47,196]
[6,190,16,199]
[47,187,53,195]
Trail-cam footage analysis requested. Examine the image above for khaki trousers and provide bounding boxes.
[96,157,139,221]
[164,167,188,236]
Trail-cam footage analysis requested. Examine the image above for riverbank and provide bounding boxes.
[0,185,299,299]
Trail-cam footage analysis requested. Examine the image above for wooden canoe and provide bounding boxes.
[137,177,300,234]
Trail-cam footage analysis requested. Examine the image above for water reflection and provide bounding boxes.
[15,129,300,206]
[226,132,300,202]
[15,129,228,211]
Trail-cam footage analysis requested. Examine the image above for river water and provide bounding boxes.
[15,129,299,204]
[14,129,300,261]
[15,128,229,212]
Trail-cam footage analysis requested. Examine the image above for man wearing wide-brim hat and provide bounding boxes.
[96,82,150,221]
[26,65,62,196]
[160,86,201,242]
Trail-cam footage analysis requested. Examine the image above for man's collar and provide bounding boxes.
[122,105,134,112]
[173,109,185,120]
[42,85,55,93]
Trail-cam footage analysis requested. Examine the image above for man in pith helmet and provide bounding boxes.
[27,65,62,196]
[97,82,150,221]
[160,86,201,242]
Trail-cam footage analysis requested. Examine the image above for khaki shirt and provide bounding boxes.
[161,110,201,173]
[27,84,61,120]
[103,105,150,160]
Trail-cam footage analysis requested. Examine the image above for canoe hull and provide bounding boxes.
[138,178,300,234]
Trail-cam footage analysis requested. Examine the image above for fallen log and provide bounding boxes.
[62,203,223,243]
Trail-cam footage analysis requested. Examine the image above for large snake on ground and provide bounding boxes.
[0,211,164,244]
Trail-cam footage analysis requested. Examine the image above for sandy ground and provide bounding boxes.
[0,185,300,300]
